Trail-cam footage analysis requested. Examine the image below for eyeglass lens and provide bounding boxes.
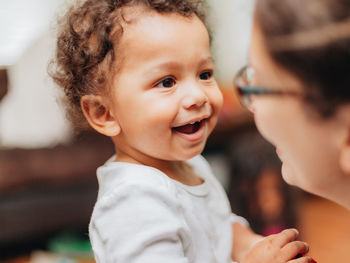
[238,67,255,110]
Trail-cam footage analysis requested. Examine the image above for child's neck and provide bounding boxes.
[166,161,204,186]
[115,154,203,186]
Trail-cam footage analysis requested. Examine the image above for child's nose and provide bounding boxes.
[181,84,208,109]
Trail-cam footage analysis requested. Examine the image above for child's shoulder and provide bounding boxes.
[97,154,209,186]
[97,159,173,194]
[94,154,212,206]
[93,158,187,216]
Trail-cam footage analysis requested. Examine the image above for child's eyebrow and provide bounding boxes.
[148,57,215,72]
[152,61,182,71]
[201,57,214,65]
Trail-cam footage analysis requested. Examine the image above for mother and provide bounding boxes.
[234,0,350,209]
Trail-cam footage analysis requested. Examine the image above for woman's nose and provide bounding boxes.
[181,84,208,109]
[248,97,257,113]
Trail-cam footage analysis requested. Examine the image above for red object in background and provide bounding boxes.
[295,253,317,263]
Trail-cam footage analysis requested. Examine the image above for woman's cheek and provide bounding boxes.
[253,106,279,146]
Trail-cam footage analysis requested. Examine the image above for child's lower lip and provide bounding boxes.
[172,120,206,142]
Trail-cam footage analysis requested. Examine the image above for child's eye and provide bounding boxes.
[199,71,213,80]
[156,77,176,88]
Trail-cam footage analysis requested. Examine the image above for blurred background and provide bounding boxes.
[0,0,349,262]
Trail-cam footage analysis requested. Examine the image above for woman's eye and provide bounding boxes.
[199,71,213,80]
[156,77,175,88]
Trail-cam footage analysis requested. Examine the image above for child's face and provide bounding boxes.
[109,11,223,165]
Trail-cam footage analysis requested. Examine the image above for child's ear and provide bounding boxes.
[80,95,120,137]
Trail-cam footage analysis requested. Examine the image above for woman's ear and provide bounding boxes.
[340,143,350,174]
[338,105,350,174]
[80,95,120,137]
[339,127,350,174]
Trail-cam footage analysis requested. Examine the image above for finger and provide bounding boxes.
[287,256,312,263]
[267,228,299,247]
[281,241,309,261]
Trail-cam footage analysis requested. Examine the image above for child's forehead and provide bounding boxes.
[107,6,209,76]
[118,13,208,52]
[117,5,151,25]
[114,4,200,30]
[123,11,202,36]
[116,5,185,28]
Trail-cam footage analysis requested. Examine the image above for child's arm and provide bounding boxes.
[231,222,262,261]
[232,223,310,263]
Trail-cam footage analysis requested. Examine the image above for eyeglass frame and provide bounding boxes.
[233,65,303,111]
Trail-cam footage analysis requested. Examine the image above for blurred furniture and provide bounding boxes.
[0,131,114,259]
[0,69,8,101]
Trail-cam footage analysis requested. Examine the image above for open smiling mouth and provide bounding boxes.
[172,119,206,134]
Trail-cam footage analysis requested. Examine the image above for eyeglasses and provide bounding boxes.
[233,66,301,111]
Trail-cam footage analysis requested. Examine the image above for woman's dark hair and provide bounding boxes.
[256,0,350,117]
[50,0,206,129]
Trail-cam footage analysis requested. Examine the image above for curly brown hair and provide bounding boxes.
[50,0,206,129]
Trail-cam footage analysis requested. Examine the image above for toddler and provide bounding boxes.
[51,0,309,262]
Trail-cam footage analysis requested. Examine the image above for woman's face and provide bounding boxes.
[248,19,348,198]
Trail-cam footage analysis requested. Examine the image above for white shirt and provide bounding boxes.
[89,155,246,263]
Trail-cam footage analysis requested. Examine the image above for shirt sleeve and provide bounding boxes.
[89,181,192,263]
[230,213,249,227]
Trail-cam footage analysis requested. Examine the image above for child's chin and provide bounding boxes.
[182,147,205,160]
